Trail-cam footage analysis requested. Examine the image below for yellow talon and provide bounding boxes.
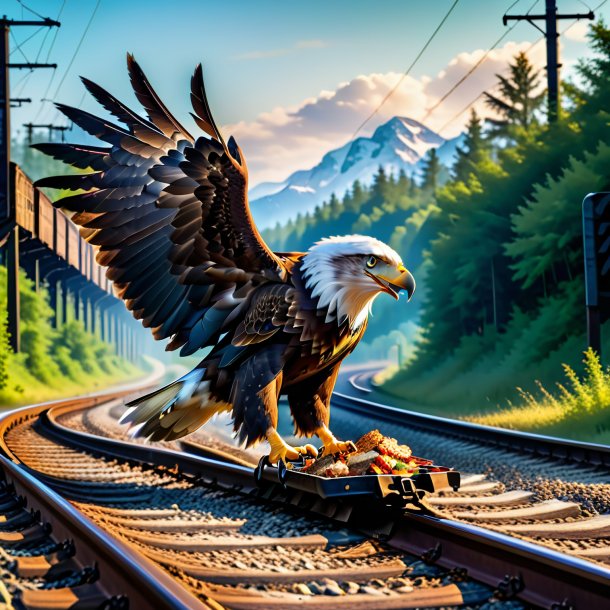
[266,429,319,464]
[294,444,318,458]
[315,424,356,456]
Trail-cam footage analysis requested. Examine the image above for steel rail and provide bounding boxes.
[29,396,610,610]
[334,374,610,466]
[0,449,210,610]
[0,384,211,610]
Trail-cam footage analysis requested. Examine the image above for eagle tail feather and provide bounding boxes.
[120,368,231,442]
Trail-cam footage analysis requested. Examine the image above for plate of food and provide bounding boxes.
[254,430,460,507]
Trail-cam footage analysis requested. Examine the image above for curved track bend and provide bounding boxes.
[0,372,608,609]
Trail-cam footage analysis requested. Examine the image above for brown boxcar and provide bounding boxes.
[67,222,80,270]
[36,190,55,248]
[54,210,67,259]
[80,241,90,280]
[13,164,35,234]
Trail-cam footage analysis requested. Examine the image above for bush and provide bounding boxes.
[0,263,141,406]
[468,349,610,441]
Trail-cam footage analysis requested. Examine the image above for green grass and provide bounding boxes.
[1,349,141,408]
[379,286,610,444]
[0,265,143,409]
[468,348,610,443]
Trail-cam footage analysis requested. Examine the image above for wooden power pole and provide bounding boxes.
[503,0,594,122]
[0,15,60,352]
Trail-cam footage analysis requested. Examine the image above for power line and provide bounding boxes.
[34,20,54,63]
[437,0,608,135]
[44,0,66,61]
[350,0,461,139]
[437,35,546,133]
[9,29,30,64]
[14,68,34,97]
[14,0,47,21]
[8,23,43,57]
[33,0,67,121]
[422,0,539,123]
[51,0,101,101]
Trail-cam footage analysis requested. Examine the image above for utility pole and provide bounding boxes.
[1,15,60,352]
[504,0,594,122]
[22,122,69,144]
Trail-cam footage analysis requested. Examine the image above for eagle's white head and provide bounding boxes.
[301,235,415,329]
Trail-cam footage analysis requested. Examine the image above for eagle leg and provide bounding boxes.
[316,424,356,457]
[266,428,318,465]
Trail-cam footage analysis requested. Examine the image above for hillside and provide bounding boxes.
[262,24,610,444]
[250,116,462,229]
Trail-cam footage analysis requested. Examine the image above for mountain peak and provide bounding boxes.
[371,117,444,147]
[250,115,461,229]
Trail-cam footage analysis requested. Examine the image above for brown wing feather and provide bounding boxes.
[35,55,287,357]
[190,63,226,147]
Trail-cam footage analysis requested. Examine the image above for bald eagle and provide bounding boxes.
[35,56,415,463]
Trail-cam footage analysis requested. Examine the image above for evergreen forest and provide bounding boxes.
[263,23,610,442]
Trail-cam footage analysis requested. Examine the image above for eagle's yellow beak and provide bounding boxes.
[366,264,416,301]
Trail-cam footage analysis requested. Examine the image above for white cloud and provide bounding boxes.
[564,21,590,43]
[234,39,328,61]
[224,41,546,185]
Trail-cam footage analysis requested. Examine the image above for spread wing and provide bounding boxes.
[34,54,287,355]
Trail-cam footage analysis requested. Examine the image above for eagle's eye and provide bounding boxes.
[366,255,377,269]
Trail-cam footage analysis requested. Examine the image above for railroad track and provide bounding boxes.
[342,370,610,465]
[0,379,608,608]
[330,374,610,554]
[62,395,610,564]
[0,388,199,610]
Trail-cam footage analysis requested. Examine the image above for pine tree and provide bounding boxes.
[453,109,489,182]
[397,168,409,193]
[372,165,388,201]
[350,180,366,211]
[408,173,417,197]
[484,51,544,135]
[328,193,341,219]
[569,20,610,110]
[420,148,440,192]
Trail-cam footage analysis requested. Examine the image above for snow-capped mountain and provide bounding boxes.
[249,116,463,229]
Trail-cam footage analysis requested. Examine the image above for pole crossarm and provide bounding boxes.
[0,18,60,27]
[10,97,30,107]
[23,123,68,130]
[8,63,56,69]
[503,11,594,25]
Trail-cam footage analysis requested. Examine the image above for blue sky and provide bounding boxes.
[7,0,607,184]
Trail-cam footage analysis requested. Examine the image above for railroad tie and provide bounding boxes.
[573,547,610,563]
[428,489,533,507]
[451,474,487,487]
[74,505,180,519]
[103,515,246,533]
[453,481,501,495]
[125,529,328,551]
[14,584,113,610]
[0,523,49,546]
[142,545,408,585]
[201,582,465,609]
[453,499,581,522]
[9,554,81,579]
[503,514,610,539]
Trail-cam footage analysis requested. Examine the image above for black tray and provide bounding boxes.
[254,457,460,508]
